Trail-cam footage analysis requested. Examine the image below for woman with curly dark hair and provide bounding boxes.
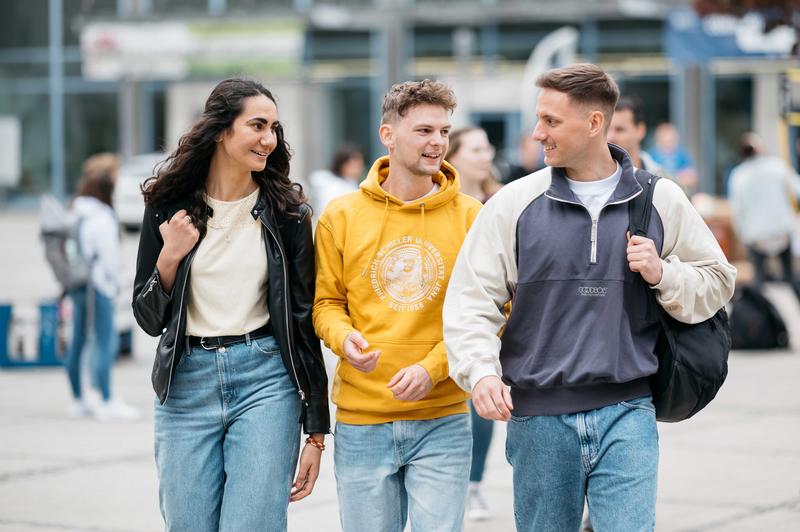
[132,78,330,531]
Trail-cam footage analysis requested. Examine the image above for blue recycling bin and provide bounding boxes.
[0,301,63,368]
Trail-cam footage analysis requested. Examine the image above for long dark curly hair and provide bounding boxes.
[142,78,306,237]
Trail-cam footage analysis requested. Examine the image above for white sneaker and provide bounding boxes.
[466,485,491,521]
[94,399,140,422]
[67,398,93,418]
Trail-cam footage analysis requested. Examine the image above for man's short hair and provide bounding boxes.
[536,63,620,123]
[381,79,456,124]
[615,96,645,125]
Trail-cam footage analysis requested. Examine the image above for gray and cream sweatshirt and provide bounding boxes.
[443,145,736,416]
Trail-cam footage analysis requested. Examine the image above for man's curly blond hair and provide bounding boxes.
[381,79,456,124]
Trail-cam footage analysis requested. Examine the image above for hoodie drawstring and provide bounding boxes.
[360,196,390,277]
[419,203,426,287]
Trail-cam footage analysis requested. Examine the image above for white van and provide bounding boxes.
[113,153,167,232]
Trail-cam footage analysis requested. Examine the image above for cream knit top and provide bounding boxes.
[185,188,270,336]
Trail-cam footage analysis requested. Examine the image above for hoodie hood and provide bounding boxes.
[359,156,460,210]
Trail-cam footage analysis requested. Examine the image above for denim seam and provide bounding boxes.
[578,413,593,476]
[216,349,229,426]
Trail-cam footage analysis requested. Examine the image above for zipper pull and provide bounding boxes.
[590,219,599,264]
[144,276,158,296]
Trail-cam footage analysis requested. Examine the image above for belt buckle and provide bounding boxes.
[199,337,215,351]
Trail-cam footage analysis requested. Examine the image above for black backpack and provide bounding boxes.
[629,169,731,423]
[729,285,789,350]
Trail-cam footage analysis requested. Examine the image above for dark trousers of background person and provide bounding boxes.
[748,245,800,299]
[470,401,494,482]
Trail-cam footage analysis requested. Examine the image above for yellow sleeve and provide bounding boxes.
[312,216,355,357]
[417,341,450,385]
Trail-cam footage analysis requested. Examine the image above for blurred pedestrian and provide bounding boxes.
[132,78,330,531]
[66,153,139,421]
[649,122,699,193]
[447,126,502,204]
[728,132,800,298]
[309,144,364,214]
[608,96,666,177]
[445,125,500,521]
[503,130,544,184]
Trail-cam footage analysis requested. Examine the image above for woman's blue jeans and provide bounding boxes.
[154,335,302,532]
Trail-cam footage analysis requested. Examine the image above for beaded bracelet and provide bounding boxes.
[305,437,325,451]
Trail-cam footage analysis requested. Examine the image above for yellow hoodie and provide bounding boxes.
[313,156,482,424]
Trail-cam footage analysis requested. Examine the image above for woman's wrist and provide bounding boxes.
[305,433,325,451]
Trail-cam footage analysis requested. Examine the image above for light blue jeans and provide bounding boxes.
[335,413,472,532]
[506,395,659,532]
[154,335,302,532]
[66,286,117,401]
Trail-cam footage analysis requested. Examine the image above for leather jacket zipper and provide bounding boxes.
[163,249,196,404]
[260,218,307,404]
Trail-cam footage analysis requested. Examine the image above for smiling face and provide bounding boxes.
[380,103,452,179]
[216,94,280,174]
[532,88,606,169]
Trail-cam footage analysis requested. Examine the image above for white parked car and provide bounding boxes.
[114,152,168,232]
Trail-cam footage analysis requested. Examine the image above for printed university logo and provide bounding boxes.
[578,286,609,297]
[369,235,446,312]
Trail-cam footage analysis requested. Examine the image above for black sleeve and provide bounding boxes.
[131,204,172,337]
[287,205,331,434]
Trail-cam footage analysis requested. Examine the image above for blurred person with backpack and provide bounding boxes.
[728,132,800,299]
[64,153,138,421]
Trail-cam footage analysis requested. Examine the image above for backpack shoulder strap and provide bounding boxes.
[628,167,660,237]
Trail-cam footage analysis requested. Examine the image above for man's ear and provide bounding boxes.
[379,123,394,150]
[588,110,606,138]
[636,123,647,144]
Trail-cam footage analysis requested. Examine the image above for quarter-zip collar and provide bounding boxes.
[546,143,642,206]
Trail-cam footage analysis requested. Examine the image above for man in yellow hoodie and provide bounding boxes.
[313,79,482,532]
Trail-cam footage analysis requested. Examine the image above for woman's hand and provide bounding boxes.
[290,434,324,502]
[156,209,199,292]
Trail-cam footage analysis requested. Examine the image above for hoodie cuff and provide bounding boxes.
[332,326,356,358]
[417,355,448,385]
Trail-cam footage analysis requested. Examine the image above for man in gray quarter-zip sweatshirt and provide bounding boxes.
[443,63,736,532]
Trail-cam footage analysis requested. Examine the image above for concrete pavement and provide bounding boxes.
[1,211,799,531]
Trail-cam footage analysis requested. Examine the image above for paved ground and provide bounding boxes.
[1,211,799,531]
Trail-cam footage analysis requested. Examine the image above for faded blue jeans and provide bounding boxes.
[334,413,472,532]
[506,395,659,532]
[469,400,494,482]
[154,335,302,532]
[66,286,117,401]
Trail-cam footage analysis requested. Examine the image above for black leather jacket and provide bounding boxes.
[131,190,330,435]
